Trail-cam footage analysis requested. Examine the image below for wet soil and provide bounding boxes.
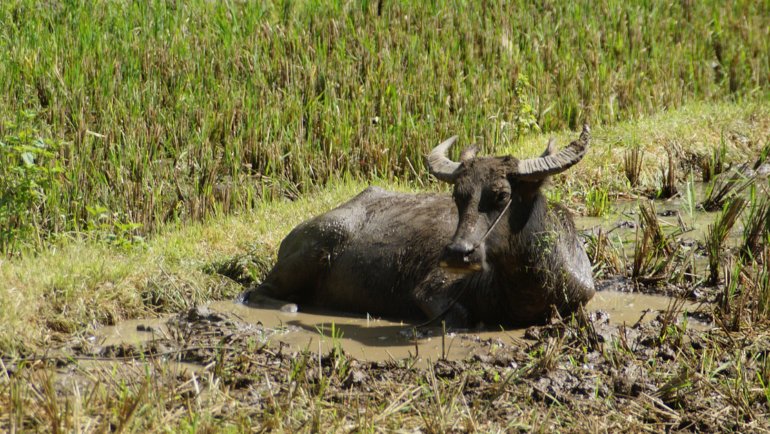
[33,288,768,432]
[89,291,703,367]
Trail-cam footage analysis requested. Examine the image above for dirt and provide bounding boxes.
[13,283,760,431]
[4,275,769,432]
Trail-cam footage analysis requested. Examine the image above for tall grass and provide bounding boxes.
[1,0,768,254]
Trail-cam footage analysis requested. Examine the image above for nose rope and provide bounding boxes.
[473,198,513,250]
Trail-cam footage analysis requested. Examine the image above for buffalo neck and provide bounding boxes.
[489,192,551,284]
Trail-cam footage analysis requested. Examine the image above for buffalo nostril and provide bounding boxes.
[447,240,474,256]
[440,239,484,273]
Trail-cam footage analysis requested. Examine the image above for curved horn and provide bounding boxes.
[514,124,590,180]
[427,135,461,183]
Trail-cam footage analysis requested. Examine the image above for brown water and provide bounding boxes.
[576,196,716,248]
[95,291,703,366]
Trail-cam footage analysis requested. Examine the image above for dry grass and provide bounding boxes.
[4,301,768,432]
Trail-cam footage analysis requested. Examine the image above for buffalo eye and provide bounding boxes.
[478,189,509,212]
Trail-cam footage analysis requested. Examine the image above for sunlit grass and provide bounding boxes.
[0,0,768,253]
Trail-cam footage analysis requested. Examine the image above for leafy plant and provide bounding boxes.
[509,73,541,140]
[85,205,145,250]
[0,110,62,256]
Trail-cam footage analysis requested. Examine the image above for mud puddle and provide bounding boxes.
[94,290,706,367]
[576,197,716,253]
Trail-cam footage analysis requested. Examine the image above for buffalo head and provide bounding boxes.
[427,125,590,274]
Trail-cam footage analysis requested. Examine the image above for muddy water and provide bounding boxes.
[96,291,702,366]
[576,197,715,248]
[574,192,748,280]
[97,317,168,346]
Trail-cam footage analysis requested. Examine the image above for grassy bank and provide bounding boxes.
[0,180,379,355]
[1,100,769,356]
[2,0,768,254]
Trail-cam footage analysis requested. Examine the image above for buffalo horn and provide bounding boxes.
[515,124,590,180]
[427,135,461,183]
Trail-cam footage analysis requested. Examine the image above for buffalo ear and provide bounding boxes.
[460,145,479,162]
[541,138,557,157]
[502,156,520,175]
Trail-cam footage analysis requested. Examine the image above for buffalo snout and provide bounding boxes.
[439,239,485,273]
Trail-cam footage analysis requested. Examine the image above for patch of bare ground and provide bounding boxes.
[2,302,769,432]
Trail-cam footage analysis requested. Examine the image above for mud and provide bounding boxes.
[38,288,767,432]
[90,290,704,367]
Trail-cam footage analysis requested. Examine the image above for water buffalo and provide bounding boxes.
[244,125,595,327]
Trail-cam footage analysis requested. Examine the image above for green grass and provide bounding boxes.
[2,100,769,355]
[1,0,768,254]
[3,2,770,431]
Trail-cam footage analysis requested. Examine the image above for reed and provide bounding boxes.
[584,230,624,279]
[1,0,768,255]
[632,201,675,283]
[706,197,746,285]
[585,186,611,217]
[700,138,728,183]
[701,169,754,212]
[624,146,644,188]
[740,187,770,261]
[658,148,678,199]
